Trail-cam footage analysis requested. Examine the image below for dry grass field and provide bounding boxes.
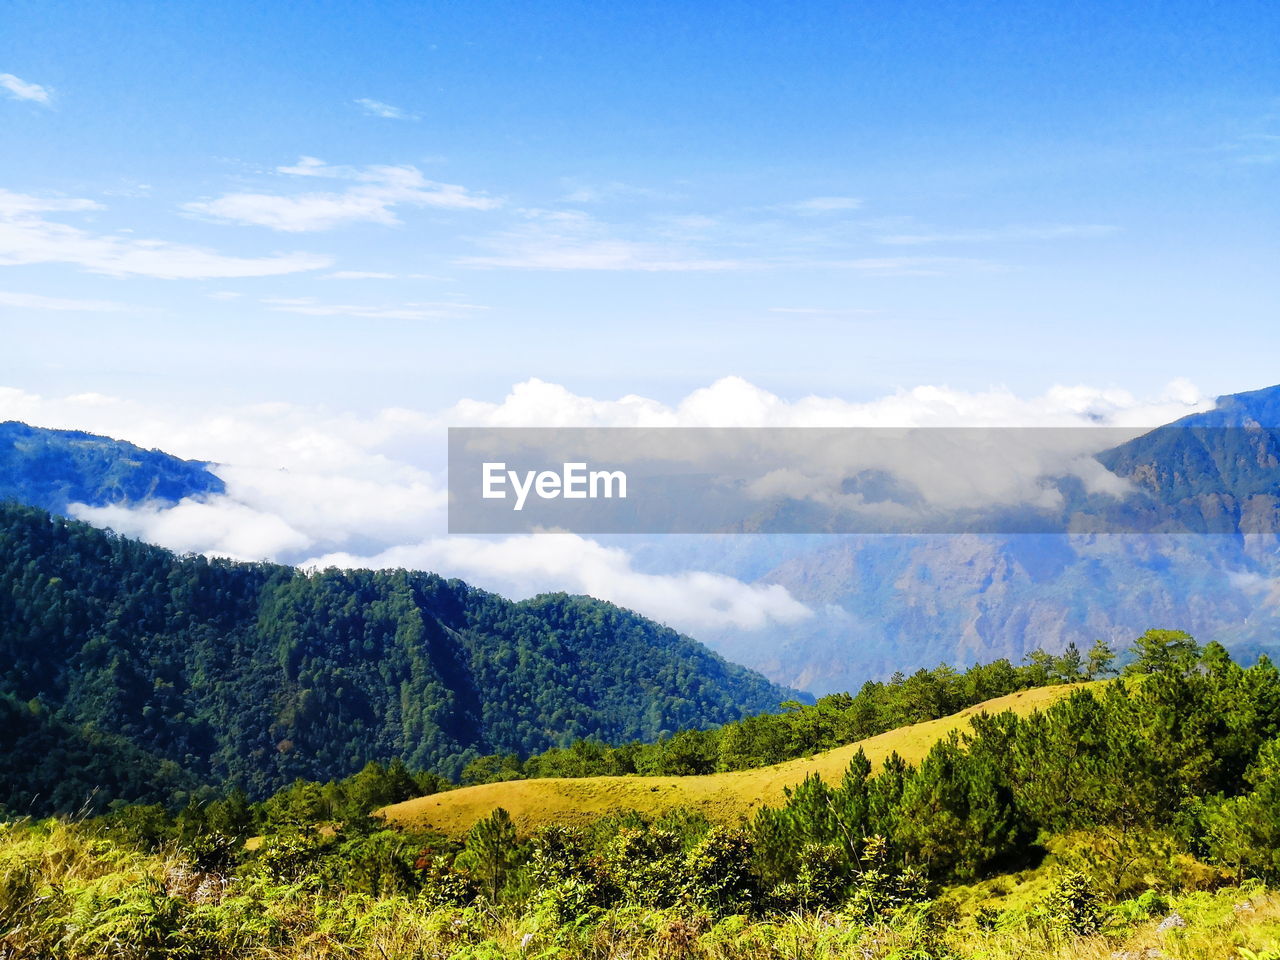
[380,683,1099,836]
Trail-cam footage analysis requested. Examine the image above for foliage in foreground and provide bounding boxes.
[7,631,1280,958]
[2,819,1280,960]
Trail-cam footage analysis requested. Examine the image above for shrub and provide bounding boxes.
[1044,870,1103,936]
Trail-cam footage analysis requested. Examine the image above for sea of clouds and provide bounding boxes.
[0,376,1212,637]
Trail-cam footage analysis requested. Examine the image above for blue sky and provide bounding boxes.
[2,0,1278,411]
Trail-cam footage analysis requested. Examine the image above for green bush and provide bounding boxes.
[1044,871,1103,936]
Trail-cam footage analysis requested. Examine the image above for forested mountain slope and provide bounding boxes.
[0,502,795,813]
[0,420,224,513]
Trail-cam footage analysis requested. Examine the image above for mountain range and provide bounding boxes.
[6,385,1280,702]
[682,386,1280,691]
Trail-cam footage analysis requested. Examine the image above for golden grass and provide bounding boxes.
[381,683,1099,836]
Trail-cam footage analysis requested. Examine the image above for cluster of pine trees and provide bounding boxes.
[753,632,1280,899]
[458,643,1112,783]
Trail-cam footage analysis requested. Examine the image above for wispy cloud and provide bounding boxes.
[558,180,681,204]
[0,73,51,105]
[0,191,99,216]
[327,270,398,280]
[783,196,863,214]
[184,156,500,232]
[0,189,331,279]
[354,98,417,120]
[262,296,485,321]
[877,223,1118,245]
[769,306,878,317]
[841,256,1006,276]
[1218,131,1280,166]
[459,209,1012,274]
[458,210,748,271]
[0,290,129,312]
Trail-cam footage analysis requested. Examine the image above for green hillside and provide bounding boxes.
[11,637,1280,960]
[0,502,795,813]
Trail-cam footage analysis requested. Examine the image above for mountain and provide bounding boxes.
[7,385,1280,702]
[718,531,1269,692]
[680,385,1280,692]
[1097,384,1280,531]
[0,420,224,514]
[0,502,796,814]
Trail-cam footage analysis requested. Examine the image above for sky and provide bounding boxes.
[1,1,1277,650]
[2,0,1277,410]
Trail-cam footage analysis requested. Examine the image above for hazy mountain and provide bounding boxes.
[680,385,1280,692]
[0,420,224,514]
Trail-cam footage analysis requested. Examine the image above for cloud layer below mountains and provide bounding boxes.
[0,377,1212,638]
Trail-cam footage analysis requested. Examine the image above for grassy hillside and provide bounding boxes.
[381,683,1094,834]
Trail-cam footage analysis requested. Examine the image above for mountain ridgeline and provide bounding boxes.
[0,502,796,814]
[692,384,1280,692]
[0,419,224,514]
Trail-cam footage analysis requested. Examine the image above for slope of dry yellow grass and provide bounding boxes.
[380,683,1099,836]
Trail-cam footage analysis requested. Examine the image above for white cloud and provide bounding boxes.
[878,224,1119,245]
[0,190,100,216]
[1,73,50,104]
[262,296,486,321]
[354,97,416,120]
[184,157,500,232]
[785,196,862,214]
[0,290,129,312]
[75,498,314,561]
[458,210,747,271]
[0,376,1216,636]
[327,270,399,279]
[308,535,813,633]
[446,375,1212,430]
[0,190,331,279]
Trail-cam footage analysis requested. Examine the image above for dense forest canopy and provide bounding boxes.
[0,501,794,813]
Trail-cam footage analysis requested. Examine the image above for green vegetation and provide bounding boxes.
[457,640,1109,784]
[3,818,1277,959]
[0,501,795,812]
[380,685,1086,836]
[5,636,1280,958]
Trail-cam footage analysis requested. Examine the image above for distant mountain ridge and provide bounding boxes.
[1098,385,1280,528]
[0,502,797,814]
[0,420,224,514]
[668,384,1280,692]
